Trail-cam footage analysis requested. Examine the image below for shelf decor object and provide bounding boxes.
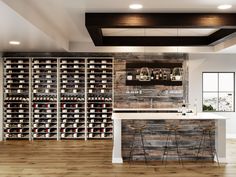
[86,58,113,139]
[171,67,183,81]
[139,67,151,81]
[60,58,86,139]
[3,58,30,139]
[32,58,58,139]
[125,61,183,86]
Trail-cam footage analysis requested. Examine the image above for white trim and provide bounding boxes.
[112,157,123,164]
[226,133,236,139]
[217,157,227,163]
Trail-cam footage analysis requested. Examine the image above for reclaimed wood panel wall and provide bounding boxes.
[113,53,188,108]
[122,119,215,161]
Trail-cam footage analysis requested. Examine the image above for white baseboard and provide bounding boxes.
[226,133,236,139]
[112,157,123,163]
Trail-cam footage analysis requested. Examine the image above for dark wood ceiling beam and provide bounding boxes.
[85,13,236,28]
[208,29,236,45]
[86,27,103,46]
[85,13,236,46]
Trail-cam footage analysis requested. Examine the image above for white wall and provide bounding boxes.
[189,54,236,138]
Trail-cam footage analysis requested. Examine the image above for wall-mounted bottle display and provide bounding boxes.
[60,58,86,139]
[2,57,113,140]
[3,58,30,139]
[87,58,113,139]
[126,62,183,86]
[32,58,57,139]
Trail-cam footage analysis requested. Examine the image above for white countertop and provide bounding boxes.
[112,111,227,120]
[114,108,179,111]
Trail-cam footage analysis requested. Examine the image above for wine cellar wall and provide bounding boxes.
[4,58,30,139]
[2,57,114,140]
[60,58,86,139]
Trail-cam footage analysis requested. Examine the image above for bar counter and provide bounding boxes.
[112,109,227,163]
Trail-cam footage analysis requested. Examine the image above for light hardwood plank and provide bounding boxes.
[0,139,235,177]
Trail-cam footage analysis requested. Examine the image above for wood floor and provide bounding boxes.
[0,139,235,177]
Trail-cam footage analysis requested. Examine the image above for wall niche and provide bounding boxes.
[114,53,188,109]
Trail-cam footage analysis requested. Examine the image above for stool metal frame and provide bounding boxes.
[128,125,147,165]
[162,124,183,167]
[196,126,220,166]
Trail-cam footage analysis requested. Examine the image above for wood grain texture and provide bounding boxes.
[122,120,215,161]
[114,55,188,109]
[85,13,236,46]
[0,140,235,177]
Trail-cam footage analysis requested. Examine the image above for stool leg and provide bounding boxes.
[129,131,137,164]
[174,130,183,166]
[164,140,170,167]
[200,132,207,162]
[208,131,220,166]
[140,130,147,165]
[162,131,170,165]
[196,131,205,161]
[164,133,171,167]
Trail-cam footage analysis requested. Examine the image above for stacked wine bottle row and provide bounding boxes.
[87,58,113,139]
[4,58,30,139]
[60,58,85,139]
[3,57,113,140]
[32,58,58,139]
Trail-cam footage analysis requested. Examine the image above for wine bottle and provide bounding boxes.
[163,70,168,80]
[151,69,154,80]
[181,100,187,116]
[159,69,163,80]
[127,72,133,80]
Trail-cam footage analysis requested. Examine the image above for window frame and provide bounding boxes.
[202,72,235,112]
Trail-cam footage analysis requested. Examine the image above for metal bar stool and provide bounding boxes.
[196,125,220,166]
[128,124,148,165]
[162,124,183,167]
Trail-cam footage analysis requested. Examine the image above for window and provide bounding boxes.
[202,72,235,112]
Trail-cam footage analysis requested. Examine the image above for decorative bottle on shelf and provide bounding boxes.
[135,69,140,80]
[155,70,159,80]
[163,70,168,80]
[181,100,187,116]
[151,69,154,80]
[159,69,163,80]
[127,72,133,80]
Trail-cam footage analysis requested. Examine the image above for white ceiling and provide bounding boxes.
[1,0,236,53]
[102,28,218,37]
[0,1,66,52]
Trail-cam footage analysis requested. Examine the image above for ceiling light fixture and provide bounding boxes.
[9,41,20,45]
[129,4,143,10]
[217,4,232,10]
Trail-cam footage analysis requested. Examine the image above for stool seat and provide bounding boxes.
[129,124,146,131]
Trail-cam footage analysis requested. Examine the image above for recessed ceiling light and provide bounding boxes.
[9,41,20,45]
[129,4,143,10]
[217,4,232,10]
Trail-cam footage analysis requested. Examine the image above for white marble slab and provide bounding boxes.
[112,111,227,120]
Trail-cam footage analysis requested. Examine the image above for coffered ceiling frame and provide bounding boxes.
[85,13,236,46]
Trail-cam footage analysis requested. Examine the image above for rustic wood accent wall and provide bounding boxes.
[113,53,188,108]
[122,119,215,161]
